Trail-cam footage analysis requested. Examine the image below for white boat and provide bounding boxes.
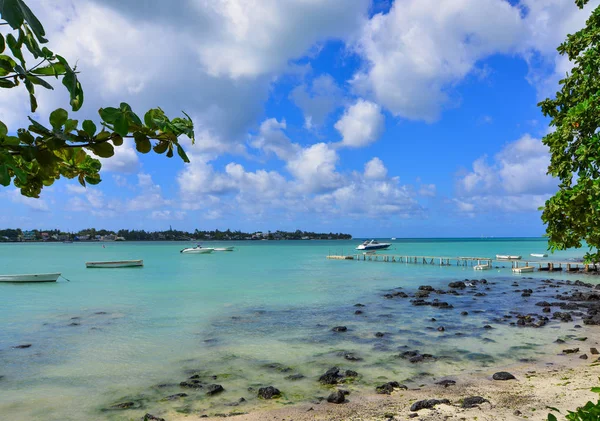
[214,246,234,252]
[513,266,535,273]
[530,253,548,258]
[474,263,491,270]
[86,260,143,268]
[356,240,391,251]
[391,237,397,240]
[496,254,522,260]
[180,246,214,254]
[0,273,61,282]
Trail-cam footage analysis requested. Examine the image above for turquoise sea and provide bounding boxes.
[0,238,592,420]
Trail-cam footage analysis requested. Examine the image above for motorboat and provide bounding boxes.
[356,240,391,251]
[214,246,234,252]
[474,263,491,270]
[496,254,522,260]
[391,237,397,240]
[0,273,61,282]
[86,260,143,268]
[512,266,535,273]
[530,253,548,258]
[180,246,214,254]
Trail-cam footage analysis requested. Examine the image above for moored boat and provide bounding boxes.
[474,263,491,270]
[496,254,522,260]
[86,260,143,268]
[180,246,214,254]
[0,273,61,282]
[530,253,548,258]
[356,240,391,251]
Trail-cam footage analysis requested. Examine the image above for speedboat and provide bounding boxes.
[496,255,522,260]
[356,240,391,251]
[530,253,548,258]
[86,260,143,268]
[0,273,61,282]
[214,246,234,252]
[180,246,214,254]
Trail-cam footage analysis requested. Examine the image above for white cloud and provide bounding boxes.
[5,189,50,212]
[418,184,437,197]
[286,143,342,193]
[364,157,387,180]
[334,99,385,148]
[151,210,186,220]
[290,74,344,129]
[249,119,300,161]
[95,140,140,174]
[126,173,169,211]
[350,0,524,121]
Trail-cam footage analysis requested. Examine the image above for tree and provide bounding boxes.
[539,0,600,261]
[0,0,194,198]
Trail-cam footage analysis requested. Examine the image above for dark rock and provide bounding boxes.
[375,381,406,395]
[327,390,346,404]
[224,397,247,407]
[492,372,516,381]
[474,293,486,297]
[354,310,363,315]
[375,332,385,338]
[13,344,32,349]
[461,311,468,316]
[415,290,430,298]
[345,370,358,377]
[555,338,566,344]
[574,325,583,329]
[180,381,203,389]
[409,414,418,418]
[110,401,140,410]
[563,348,579,354]
[437,326,445,332]
[462,396,489,408]
[332,326,347,332]
[410,399,450,411]
[536,301,552,307]
[143,414,165,421]
[343,352,362,362]
[553,312,573,322]
[354,303,365,307]
[591,348,599,355]
[543,307,551,313]
[580,354,589,360]
[419,285,435,291]
[483,325,493,329]
[165,393,188,400]
[206,384,224,395]
[393,291,409,298]
[257,386,281,399]
[435,380,456,388]
[319,367,342,385]
[284,373,305,381]
[448,281,466,289]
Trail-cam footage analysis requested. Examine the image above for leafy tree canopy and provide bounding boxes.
[0,0,194,198]
[539,0,600,261]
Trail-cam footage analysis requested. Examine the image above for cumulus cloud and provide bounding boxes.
[286,143,342,193]
[249,119,300,161]
[334,99,385,148]
[5,189,50,212]
[455,135,558,213]
[95,140,140,174]
[290,74,344,129]
[364,157,387,180]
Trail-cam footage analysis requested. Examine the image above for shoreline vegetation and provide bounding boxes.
[0,228,353,242]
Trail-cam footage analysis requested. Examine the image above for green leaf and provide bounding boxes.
[49,108,68,131]
[82,120,96,137]
[0,79,16,88]
[22,23,42,57]
[64,119,78,133]
[28,92,36,112]
[591,387,600,394]
[134,132,151,153]
[27,117,52,136]
[112,134,123,146]
[0,33,5,54]
[99,107,120,124]
[547,414,558,421]
[0,120,7,137]
[26,74,53,90]
[0,164,10,186]
[176,144,189,163]
[153,141,168,154]
[113,113,129,137]
[89,141,114,158]
[6,33,24,66]
[95,131,110,141]
[144,109,158,129]
[1,0,48,42]
[31,62,66,77]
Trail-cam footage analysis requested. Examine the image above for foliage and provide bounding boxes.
[539,0,600,262]
[0,0,194,197]
[547,386,600,420]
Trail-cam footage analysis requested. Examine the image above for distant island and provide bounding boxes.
[0,228,352,242]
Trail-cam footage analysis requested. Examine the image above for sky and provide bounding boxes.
[0,0,596,237]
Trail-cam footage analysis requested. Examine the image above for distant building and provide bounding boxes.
[22,231,36,241]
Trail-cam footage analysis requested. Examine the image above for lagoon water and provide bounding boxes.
[0,238,592,420]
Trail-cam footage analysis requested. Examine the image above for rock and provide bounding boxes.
[474,293,486,297]
[437,326,445,332]
[543,307,551,313]
[580,354,589,360]
[375,332,385,338]
[284,373,305,381]
[345,370,358,377]
[492,372,516,381]
[415,290,430,298]
[224,397,247,407]
[327,390,346,404]
[483,325,493,329]
[343,352,362,361]
[354,303,365,307]
[563,348,579,354]
[553,312,573,322]
[591,348,599,355]
[435,380,456,388]
[110,401,140,410]
[536,301,552,307]
[555,338,566,344]
[206,384,224,395]
[332,326,347,332]
[257,386,281,399]
[319,367,342,385]
[461,311,469,316]
[376,381,406,395]
[448,281,466,289]
[354,310,363,315]
[13,344,32,349]
[514,410,522,416]
[410,399,450,411]
[419,285,435,291]
[394,291,409,298]
[180,380,203,389]
[165,393,188,400]
[462,396,489,408]
[409,414,418,418]
[143,414,165,421]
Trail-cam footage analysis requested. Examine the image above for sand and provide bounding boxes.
[168,351,600,421]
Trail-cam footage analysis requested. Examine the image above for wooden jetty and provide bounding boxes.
[326,253,599,275]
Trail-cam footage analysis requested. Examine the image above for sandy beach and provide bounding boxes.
[171,353,600,421]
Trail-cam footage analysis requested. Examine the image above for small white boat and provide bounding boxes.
[356,240,391,251]
[530,253,548,258]
[474,264,491,270]
[391,237,397,240]
[180,246,214,254]
[496,254,522,260]
[214,246,234,252]
[513,266,535,273]
[0,273,61,282]
[86,260,143,268]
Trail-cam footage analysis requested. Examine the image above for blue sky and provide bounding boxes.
[1,0,596,237]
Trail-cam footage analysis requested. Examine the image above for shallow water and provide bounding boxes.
[0,238,593,420]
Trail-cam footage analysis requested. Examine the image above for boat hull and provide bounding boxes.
[0,273,60,282]
[181,248,214,254]
[356,244,391,251]
[474,264,491,270]
[496,255,522,260]
[530,253,548,258]
[86,260,143,268]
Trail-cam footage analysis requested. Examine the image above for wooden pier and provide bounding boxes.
[326,253,599,275]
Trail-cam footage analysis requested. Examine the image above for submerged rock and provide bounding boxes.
[319,367,342,385]
[492,372,516,381]
[375,332,385,338]
[258,386,281,399]
[206,384,224,395]
[284,373,305,381]
[462,396,490,408]
[332,326,347,332]
[376,381,406,395]
[13,344,32,349]
[563,348,579,354]
[435,380,456,388]
[327,390,346,404]
[143,414,165,421]
[448,281,466,289]
[164,393,187,400]
[410,399,450,411]
[345,370,358,377]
